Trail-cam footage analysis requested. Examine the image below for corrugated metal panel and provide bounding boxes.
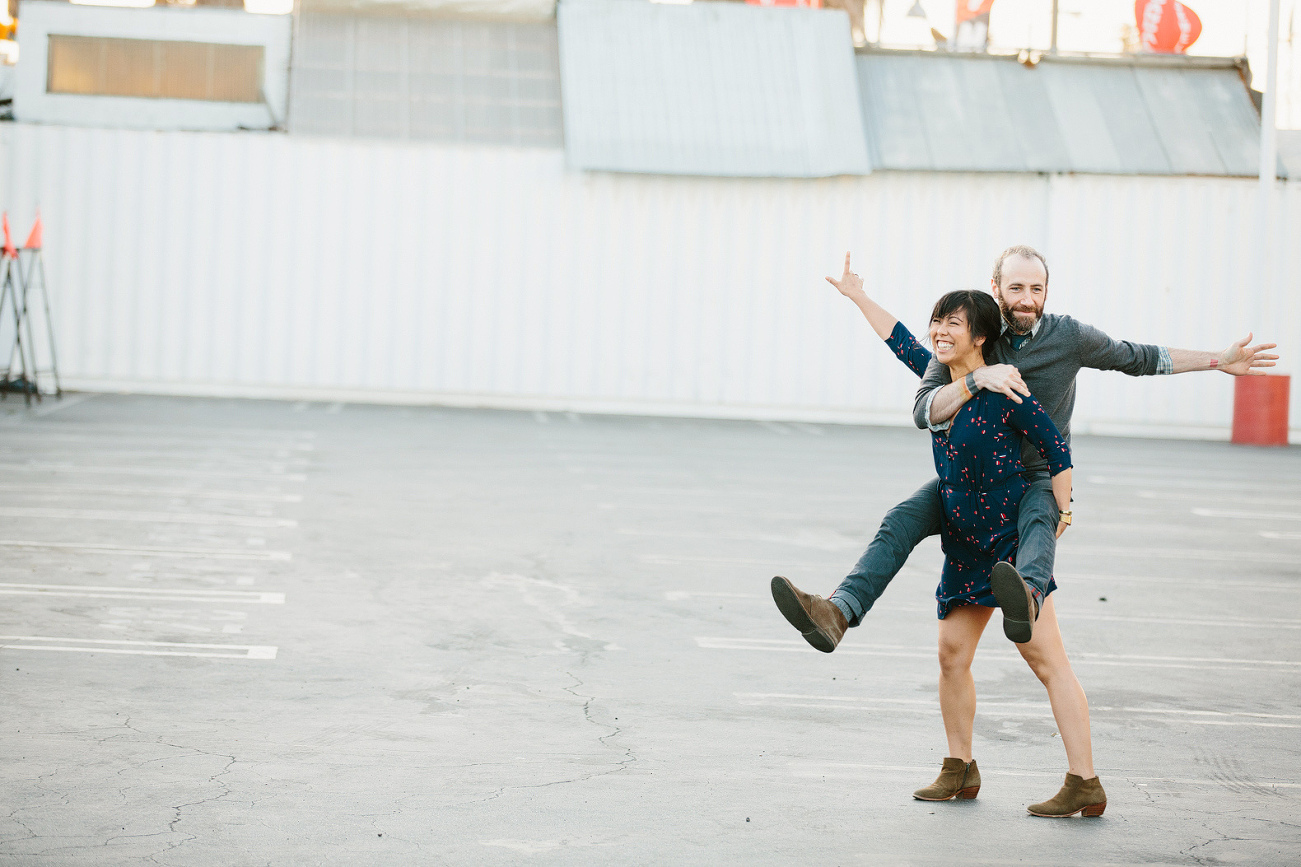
[290,14,563,146]
[858,51,1263,177]
[557,0,870,178]
[299,0,556,22]
[0,123,1296,438]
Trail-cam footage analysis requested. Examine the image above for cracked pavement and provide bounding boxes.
[1,394,1299,864]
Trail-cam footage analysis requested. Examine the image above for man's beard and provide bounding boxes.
[998,299,1042,335]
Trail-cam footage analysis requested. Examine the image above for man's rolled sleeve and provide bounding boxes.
[913,357,953,431]
[1156,346,1173,375]
[922,388,951,432]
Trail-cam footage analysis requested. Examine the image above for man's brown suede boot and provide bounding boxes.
[1027,773,1107,817]
[913,758,981,801]
[770,576,847,653]
[990,561,1039,644]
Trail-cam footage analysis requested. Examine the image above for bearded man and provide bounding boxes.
[772,244,1279,648]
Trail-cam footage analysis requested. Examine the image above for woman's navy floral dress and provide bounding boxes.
[884,321,1072,619]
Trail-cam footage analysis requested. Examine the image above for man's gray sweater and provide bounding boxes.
[912,313,1165,473]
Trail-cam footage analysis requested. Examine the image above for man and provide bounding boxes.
[772,245,1279,648]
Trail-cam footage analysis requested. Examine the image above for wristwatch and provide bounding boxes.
[1058,509,1073,525]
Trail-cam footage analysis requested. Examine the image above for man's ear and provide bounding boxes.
[990,279,1000,297]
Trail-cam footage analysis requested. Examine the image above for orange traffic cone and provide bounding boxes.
[23,212,41,250]
[2,213,16,259]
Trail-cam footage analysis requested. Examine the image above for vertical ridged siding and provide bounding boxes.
[2,122,1296,437]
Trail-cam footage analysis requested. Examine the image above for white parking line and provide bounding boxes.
[0,393,98,421]
[0,463,306,482]
[1063,545,1297,565]
[0,583,285,604]
[789,762,1301,790]
[11,421,314,439]
[0,541,291,561]
[1057,572,1301,592]
[1087,474,1301,492]
[735,693,1301,728]
[696,637,1301,672]
[0,635,277,660]
[0,507,297,528]
[1194,508,1301,521]
[1136,490,1301,508]
[665,591,760,601]
[5,432,315,451]
[0,484,302,502]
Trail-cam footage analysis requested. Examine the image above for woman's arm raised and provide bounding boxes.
[827,252,932,378]
[826,252,897,339]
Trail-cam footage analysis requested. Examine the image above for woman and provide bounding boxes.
[826,253,1106,818]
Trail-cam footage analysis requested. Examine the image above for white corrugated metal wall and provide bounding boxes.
[1,122,1295,439]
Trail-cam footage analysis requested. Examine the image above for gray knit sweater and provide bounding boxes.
[913,313,1164,472]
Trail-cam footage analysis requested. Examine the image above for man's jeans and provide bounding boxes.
[829,472,1058,626]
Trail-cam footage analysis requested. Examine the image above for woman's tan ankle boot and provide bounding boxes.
[1027,773,1107,817]
[913,758,980,801]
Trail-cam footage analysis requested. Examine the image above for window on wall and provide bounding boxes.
[290,15,564,147]
[46,35,264,102]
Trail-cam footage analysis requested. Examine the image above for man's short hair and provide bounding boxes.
[993,245,1049,289]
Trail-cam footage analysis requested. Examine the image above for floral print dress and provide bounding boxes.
[885,322,1072,618]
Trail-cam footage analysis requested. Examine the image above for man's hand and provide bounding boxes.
[825,252,866,300]
[1055,520,1068,540]
[1218,333,1280,376]
[973,364,1031,404]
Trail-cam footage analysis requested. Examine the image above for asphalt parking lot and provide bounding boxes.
[1,393,1298,865]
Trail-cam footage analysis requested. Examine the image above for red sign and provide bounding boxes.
[956,0,995,25]
[1135,0,1202,54]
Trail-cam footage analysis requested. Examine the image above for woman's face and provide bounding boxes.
[929,307,984,367]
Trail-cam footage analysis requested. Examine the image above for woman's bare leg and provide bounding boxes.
[1015,595,1095,778]
[936,604,993,761]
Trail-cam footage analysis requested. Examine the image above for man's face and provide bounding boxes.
[991,254,1047,335]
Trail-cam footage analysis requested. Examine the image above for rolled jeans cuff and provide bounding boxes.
[829,592,860,624]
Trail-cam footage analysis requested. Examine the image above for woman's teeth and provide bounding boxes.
[936,340,954,351]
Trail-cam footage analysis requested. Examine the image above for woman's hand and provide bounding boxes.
[825,252,866,300]
[1055,519,1068,540]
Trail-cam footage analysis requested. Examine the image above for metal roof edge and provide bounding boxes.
[855,46,1246,72]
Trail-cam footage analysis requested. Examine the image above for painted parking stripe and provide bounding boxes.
[1135,490,1301,508]
[1056,572,1301,592]
[5,432,315,451]
[0,507,296,528]
[0,541,291,561]
[0,484,302,502]
[735,693,1301,728]
[0,583,284,604]
[696,637,1301,672]
[0,463,306,482]
[1062,545,1296,565]
[1193,508,1301,521]
[789,762,1301,790]
[0,635,277,660]
[9,420,314,439]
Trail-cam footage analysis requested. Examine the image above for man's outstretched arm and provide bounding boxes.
[1165,333,1279,375]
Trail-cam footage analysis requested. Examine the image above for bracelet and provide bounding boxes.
[964,372,978,397]
[1209,358,1219,370]
[1058,509,1073,526]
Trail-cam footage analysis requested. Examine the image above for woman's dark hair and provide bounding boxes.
[930,290,1002,362]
